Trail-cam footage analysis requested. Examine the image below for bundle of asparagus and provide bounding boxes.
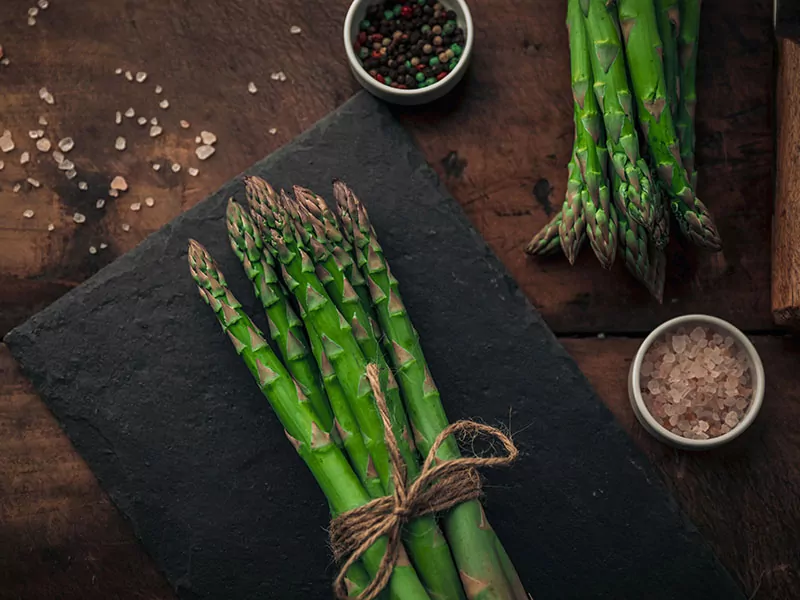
[188,176,527,600]
[525,0,717,302]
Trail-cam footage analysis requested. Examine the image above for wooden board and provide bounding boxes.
[0,0,793,597]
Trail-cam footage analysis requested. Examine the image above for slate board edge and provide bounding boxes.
[3,91,744,599]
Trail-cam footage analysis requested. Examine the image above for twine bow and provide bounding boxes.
[330,364,519,600]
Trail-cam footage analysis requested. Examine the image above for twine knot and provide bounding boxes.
[330,364,518,600]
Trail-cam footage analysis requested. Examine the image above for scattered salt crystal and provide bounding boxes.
[150,117,158,125]
[0,58,9,66]
[171,162,181,172]
[23,209,35,219]
[671,335,686,354]
[641,361,653,377]
[38,0,49,9]
[144,196,154,207]
[125,107,135,118]
[89,246,97,255]
[29,7,39,16]
[96,199,105,209]
[115,111,123,124]
[194,136,202,143]
[180,120,190,129]
[290,25,302,34]
[47,223,54,231]
[12,183,21,193]
[73,212,86,224]
[20,152,30,164]
[149,125,163,137]
[159,99,170,109]
[269,127,277,135]
[58,159,74,170]
[100,242,108,249]
[188,167,199,177]
[28,16,36,27]
[0,160,3,170]
[137,116,147,125]
[152,163,161,171]
[200,131,217,145]
[130,202,141,211]
[0,130,15,153]
[38,116,48,126]
[690,327,705,341]
[115,136,127,151]
[195,145,215,160]
[27,177,40,188]
[58,137,74,152]
[121,223,131,232]
[248,81,258,94]
[78,181,88,190]
[125,70,133,81]
[155,85,163,94]
[135,71,148,83]
[29,130,41,139]
[109,189,118,198]
[115,67,122,75]
[110,176,128,191]
[65,169,77,180]
[270,71,287,81]
[52,150,64,163]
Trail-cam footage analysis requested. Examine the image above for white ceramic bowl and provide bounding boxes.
[343,0,473,105]
[628,314,765,450]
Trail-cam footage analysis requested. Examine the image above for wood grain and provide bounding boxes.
[0,0,793,598]
[773,38,800,328]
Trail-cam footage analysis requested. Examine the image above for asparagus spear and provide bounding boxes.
[582,0,658,231]
[676,0,700,188]
[569,0,617,268]
[225,200,333,433]
[559,155,587,264]
[245,177,466,600]
[334,180,527,600]
[616,0,721,250]
[226,200,384,500]
[524,212,562,256]
[187,240,426,600]
[654,0,681,118]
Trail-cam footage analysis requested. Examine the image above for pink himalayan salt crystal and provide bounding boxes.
[641,361,653,377]
[690,326,705,341]
[672,335,687,354]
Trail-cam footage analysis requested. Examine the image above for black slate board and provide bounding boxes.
[5,93,744,600]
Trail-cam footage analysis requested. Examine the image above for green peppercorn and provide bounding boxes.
[384,9,394,19]
[405,59,413,69]
[443,21,455,35]
[450,43,463,56]
[359,47,370,60]
[448,59,458,70]
[425,77,436,85]
[432,25,442,35]
[384,76,392,85]
[421,24,431,34]
[429,56,440,66]
[418,0,426,4]
[415,71,425,82]
[393,4,402,15]
[360,19,371,30]
[423,43,433,54]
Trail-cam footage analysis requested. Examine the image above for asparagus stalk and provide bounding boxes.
[676,0,700,188]
[282,186,467,600]
[524,212,562,256]
[616,0,721,250]
[226,200,384,500]
[569,0,617,268]
[582,0,658,231]
[559,154,587,264]
[654,0,681,118]
[245,177,466,600]
[225,200,334,433]
[334,180,527,600]
[187,240,425,600]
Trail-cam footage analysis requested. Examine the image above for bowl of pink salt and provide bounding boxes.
[628,314,764,450]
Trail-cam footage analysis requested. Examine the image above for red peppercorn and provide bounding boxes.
[417,64,426,70]
[372,51,382,59]
[358,31,367,44]
[398,84,408,89]
[376,74,385,84]
[371,33,383,42]
[401,5,412,18]
[436,71,447,81]
[353,42,361,52]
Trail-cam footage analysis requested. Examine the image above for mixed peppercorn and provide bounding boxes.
[354,0,466,89]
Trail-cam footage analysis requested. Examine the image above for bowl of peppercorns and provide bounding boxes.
[344,0,472,105]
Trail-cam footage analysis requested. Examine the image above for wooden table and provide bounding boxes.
[1,0,797,598]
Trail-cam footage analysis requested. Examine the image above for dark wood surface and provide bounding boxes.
[0,0,796,598]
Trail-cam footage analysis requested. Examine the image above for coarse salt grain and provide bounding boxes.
[20,152,30,164]
[159,99,170,109]
[23,209,35,218]
[89,246,97,255]
[115,136,127,151]
[38,0,49,9]
[130,202,141,211]
[58,137,74,152]
[155,85,163,94]
[290,25,302,34]
[100,242,108,249]
[171,162,181,172]
[115,67,123,75]
[149,125,163,137]
[179,120,190,129]
[78,181,88,190]
[122,223,131,232]
[188,167,199,176]
[195,145,215,160]
[125,71,133,81]
[12,183,21,193]
[269,127,277,135]
[200,130,217,145]
[135,71,148,83]
[150,117,158,125]
[27,177,40,188]
[47,223,54,231]
[38,116,48,125]
[137,116,147,126]
[110,175,128,191]
[96,198,106,209]
[640,325,753,441]
[125,107,135,118]
[108,189,118,198]
[73,212,86,223]
[115,111,123,124]
[144,196,154,207]
[152,163,161,171]
[248,81,258,94]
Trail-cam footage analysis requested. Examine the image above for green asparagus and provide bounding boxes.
[616,0,721,250]
[559,154,588,264]
[654,0,681,118]
[676,0,701,188]
[524,212,562,256]
[188,240,426,600]
[245,177,466,600]
[334,180,528,600]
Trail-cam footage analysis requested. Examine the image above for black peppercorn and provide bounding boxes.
[446,10,457,20]
[423,5,432,15]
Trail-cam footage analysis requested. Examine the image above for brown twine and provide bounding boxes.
[330,364,519,600]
